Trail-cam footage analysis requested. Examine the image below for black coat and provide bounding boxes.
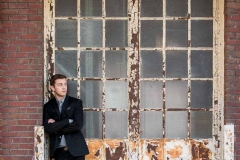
[43,95,89,157]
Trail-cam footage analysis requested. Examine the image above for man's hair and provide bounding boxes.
[50,74,67,86]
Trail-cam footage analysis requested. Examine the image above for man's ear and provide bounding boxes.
[50,85,55,92]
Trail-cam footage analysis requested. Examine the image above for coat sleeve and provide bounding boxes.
[43,104,69,134]
[57,99,83,134]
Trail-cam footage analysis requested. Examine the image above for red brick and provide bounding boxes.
[1,46,17,51]
[1,34,19,39]
[2,95,19,101]
[19,83,37,88]
[18,108,38,113]
[227,2,240,9]
[0,15,9,20]
[17,59,29,64]
[2,58,18,64]
[19,71,37,76]
[9,40,27,45]
[18,120,37,125]
[9,52,28,58]
[2,71,18,76]
[9,149,29,155]
[19,144,32,149]
[0,3,8,8]
[28,15,43,21]
[2,21,19,28]
[28,27,42,33]
[9,28,28,33]
[18,9,37,15]
[0,9,18,15]
[9,3,28,9]
[28,3,42,9]
[20,34,38,39]
[9,15,28,21]
[19,22,37,28]
[9,77,29,82]
[18,46,38,52]
[19,95,38,101]
[9,126,28,131]
[8,65,28,70]
[9,101,29,107]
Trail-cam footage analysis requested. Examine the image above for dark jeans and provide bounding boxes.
[54,147,85,160]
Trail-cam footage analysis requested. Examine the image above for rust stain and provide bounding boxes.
[140,139,164,160]
[191,141,212,160]
[167,145,183,159]
[105,140,127,160]
[86,140,103,160]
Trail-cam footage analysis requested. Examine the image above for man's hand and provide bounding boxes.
[48,119,55,124]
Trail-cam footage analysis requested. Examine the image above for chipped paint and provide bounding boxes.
[224,125,234,160]
[85,140,104,160]
[43,0,225,159]
[34,126,44,160]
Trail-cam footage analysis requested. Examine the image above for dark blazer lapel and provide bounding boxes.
[61,95,69,117]
[50,97,61,118]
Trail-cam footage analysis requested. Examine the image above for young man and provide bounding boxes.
[43,74,89,160]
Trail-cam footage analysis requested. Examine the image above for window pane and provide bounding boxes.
[140,111,163,138]
[55,50,77,77]
[166,81,187,108]
[80,81,103,108]
[55,20,77,47]
[105,111,128,138]
[191,0,213,17]
[105,20,127,47]
[141,0,163,17]
[67,80,77,98]
[166,20,188,47]
[140,50,162,78]
[105,51,127,78]
[106,0,127,17]
[82,111,102,138]
[140,81,163,109]
[191,81,212,108]
[166,50,188,78]
[105,81,127,109]
[190,111,212,138]
[55,0,77,17]
[80,20,102,47]
[166,0,188,17]
[191,20,213,47]
[141,20,163,47]
[165,111,187,138]
[191,51,213,78]
[80,51,102,77]
[81,0,102,17]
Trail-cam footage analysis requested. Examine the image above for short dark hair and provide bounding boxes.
[50,74,67,86]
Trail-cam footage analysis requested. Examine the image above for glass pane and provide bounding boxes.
[191,81,212,108]
[166,81,187,108]
[166,0,188,17]
[67,80,77,98]
[80,81,103,108]
[191,0,213,17]
[55,20,77,47]
[141,0,163,17]
[190,111,212,138]
[140,81,163,108]
[191,20,213,47]
[105,111,128,138]
[105,51,127,78]
[55,50,77,77]
[105,81,127,109]
[105,20,127,47]
[55,0,77,17]
[191,51,213,78]
[80,51,102,77]
[166,20,188,47]
[82,111,102,138]
[80,20,102,47]
[140,50,162,78]
[165,111,187,138]
[166,50,188,78]
[81,0,102,17]
[140,111,163,138]
[141,20,163,47]
[106,0,127,17]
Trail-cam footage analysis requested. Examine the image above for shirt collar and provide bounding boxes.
[56,96,66,106]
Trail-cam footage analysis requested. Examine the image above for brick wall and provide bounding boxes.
[225,0,240,159]
[0,0,43,159]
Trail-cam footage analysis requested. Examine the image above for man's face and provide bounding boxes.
[50,78,67,98]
